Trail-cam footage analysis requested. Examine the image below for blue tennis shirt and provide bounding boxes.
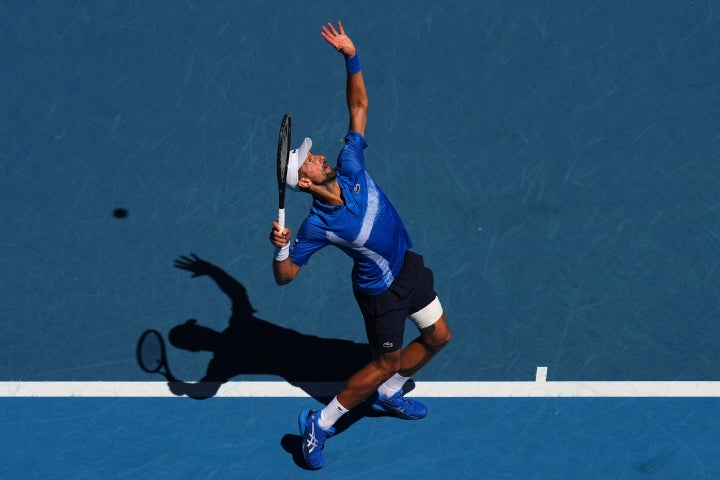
[290,130,413,295]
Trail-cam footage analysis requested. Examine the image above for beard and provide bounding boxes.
[320,168,337,186]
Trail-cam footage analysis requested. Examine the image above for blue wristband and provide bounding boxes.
[345,53,361,74]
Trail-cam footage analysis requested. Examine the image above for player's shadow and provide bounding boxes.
[167,254,371,410]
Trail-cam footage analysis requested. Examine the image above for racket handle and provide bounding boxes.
[277,208,285,232]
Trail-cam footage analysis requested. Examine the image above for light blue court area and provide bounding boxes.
[1,397,719,479]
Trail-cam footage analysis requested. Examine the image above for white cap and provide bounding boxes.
[286,137,312,191]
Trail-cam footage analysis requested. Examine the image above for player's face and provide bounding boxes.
[300,152,336,185]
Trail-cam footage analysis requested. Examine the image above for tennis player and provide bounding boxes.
[269,21,451,470]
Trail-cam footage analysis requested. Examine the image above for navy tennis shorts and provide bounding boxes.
[353,251,438,353]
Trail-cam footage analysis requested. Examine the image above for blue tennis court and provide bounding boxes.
[2,397,719,478]
[2,1,719,478]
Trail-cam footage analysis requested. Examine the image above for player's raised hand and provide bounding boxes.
[321,21,356,58]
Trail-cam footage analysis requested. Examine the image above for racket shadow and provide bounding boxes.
[166,253,371,405]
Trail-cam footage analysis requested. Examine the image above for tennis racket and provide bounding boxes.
[276,113,291,231]
[136,329,177,382]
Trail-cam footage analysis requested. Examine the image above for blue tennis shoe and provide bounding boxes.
[298,409,335,470]
[370,390,428,420]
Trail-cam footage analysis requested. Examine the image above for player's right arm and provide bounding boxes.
[270,221,301,285]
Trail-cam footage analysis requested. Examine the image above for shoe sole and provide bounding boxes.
[369,402,427,420]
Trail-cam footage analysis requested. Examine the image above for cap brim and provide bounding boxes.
[286,137,312,191]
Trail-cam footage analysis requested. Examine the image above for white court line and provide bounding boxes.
[2,381,720,398]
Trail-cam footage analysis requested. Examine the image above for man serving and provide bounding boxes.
[269,21,452,470]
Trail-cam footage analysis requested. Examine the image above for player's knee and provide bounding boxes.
[421,316,451,353]
[372,350,402,376]
[426,331,451,353]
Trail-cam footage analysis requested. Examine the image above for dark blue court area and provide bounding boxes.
[2,1,719,478]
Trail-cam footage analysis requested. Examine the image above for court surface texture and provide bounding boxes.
[2,1,719,478]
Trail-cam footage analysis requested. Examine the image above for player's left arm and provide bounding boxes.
[321,21,367,137]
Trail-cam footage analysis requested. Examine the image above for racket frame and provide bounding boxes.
[136,329,171,376]
[276,114,291,231]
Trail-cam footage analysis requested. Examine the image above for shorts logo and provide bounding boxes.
[382,342,394,349]
[354,184,361,194]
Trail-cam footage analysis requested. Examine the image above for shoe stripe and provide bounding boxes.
[305,419,319,453]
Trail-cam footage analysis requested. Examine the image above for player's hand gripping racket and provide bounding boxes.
[136,329,177,382]
[276,113,291,231]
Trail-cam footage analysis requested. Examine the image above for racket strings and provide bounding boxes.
[138,332,164,372]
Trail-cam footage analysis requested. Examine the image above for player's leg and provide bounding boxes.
[298,297,404,470]
[400,307,451,378]
[336,348,402,408]
[298,348,400,469]
[362,299,449,419]
[399,251,452,377]
[334,286,407,410]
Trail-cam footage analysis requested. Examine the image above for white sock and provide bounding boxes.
[378,373,410,399]
[318,396,348,430]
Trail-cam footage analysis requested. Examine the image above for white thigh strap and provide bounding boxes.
[409,296,443,329]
